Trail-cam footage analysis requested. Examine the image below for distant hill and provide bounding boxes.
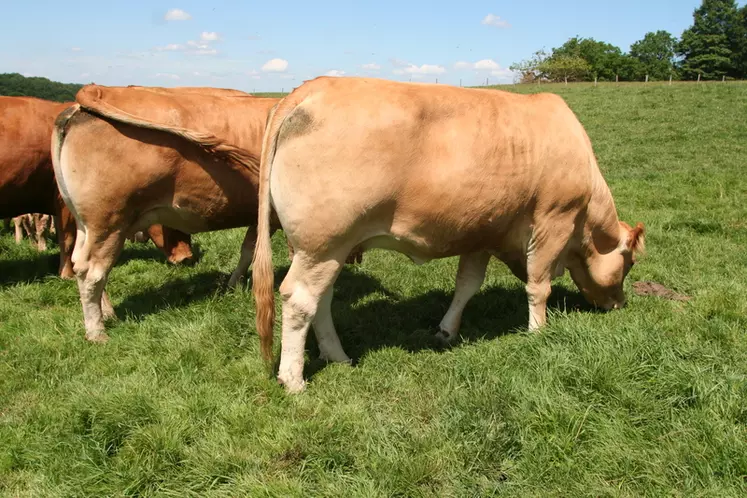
[0,73,83,102]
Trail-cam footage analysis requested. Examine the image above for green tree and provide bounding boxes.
[551,37,627,81]
[0,73,83,101]
[677,0,741,79]
[733,6,747,77]
[539,55,591,83]
[630,31,679,80]
[509,49,550,83]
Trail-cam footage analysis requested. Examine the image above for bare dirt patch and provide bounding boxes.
[633,281,692,302]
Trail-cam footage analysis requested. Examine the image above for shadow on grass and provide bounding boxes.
[116,270,224,320]
[281,268,597,381]
[0,251,62,287]
[0,241,203,287]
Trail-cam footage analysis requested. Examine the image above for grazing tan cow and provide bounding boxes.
[252,76,646,393]
[52,84,362,342]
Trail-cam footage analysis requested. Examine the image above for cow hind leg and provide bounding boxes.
[277,251,345,393]
[227,226,257,289]
[312,286,351,363]
[437,251,491,343]
[73,228,125,342]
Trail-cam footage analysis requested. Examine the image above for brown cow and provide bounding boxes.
[252,76,645,392]
[0,96,192,278]
[0,97,78,277]
[52,84,361,342]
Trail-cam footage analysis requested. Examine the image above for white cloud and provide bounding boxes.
[156,33,221,56]
[262,58,288,72]
[361,63,381,70]
[474,59,501,71]
[80,72,90,78]
[200,31,220,42]
[481,14,510,28]
[453,59,517,83]
[325,69,345,77]
[71,47,82,52]
[164,8,191,21]
[393,63,445,76]
[155,72,180,80]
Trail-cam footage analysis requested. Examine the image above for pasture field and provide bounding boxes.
[1,82,747,496]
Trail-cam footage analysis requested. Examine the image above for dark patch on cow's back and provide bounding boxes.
[277,106,315,147]
[53,104,80,141]
[54,106,100,144]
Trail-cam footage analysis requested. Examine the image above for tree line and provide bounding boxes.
[510,0,747,83]
[0,73,82,102]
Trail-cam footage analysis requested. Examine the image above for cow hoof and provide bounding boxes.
[85,331,110,343]
[278,374,306,394]
[226,275,245,290]
[319,351,352,364]
[435,328,457,344]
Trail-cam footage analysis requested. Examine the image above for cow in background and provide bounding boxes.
[0,96,192,278]
[53,84,362,342]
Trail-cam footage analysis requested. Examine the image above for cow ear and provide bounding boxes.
[628,222,645,256]
[618,221,645,255]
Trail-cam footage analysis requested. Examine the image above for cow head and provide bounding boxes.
[567,221,645,311]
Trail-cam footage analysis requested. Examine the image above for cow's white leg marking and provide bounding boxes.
[227,226,257,289]
[438,251,491,342]
[277,252,343,393]
[312,287,351,363]
[73,228,125,342]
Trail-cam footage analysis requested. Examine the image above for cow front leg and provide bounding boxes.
[437,251,491,343]
[525,220,575,331]
[54,199,77,279]
[13,216,24,243]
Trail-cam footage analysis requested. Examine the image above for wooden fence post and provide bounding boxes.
[645,74,649,83]
[564,76,568,86]
[697,74,701,83]
[669,75,672,85]
[594,77,597,86]
[616,74,619,84]
[722,75,726,82]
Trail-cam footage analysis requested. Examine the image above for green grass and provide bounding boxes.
[2,82,747,496]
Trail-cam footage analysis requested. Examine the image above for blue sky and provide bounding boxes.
[0,0,727,92]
